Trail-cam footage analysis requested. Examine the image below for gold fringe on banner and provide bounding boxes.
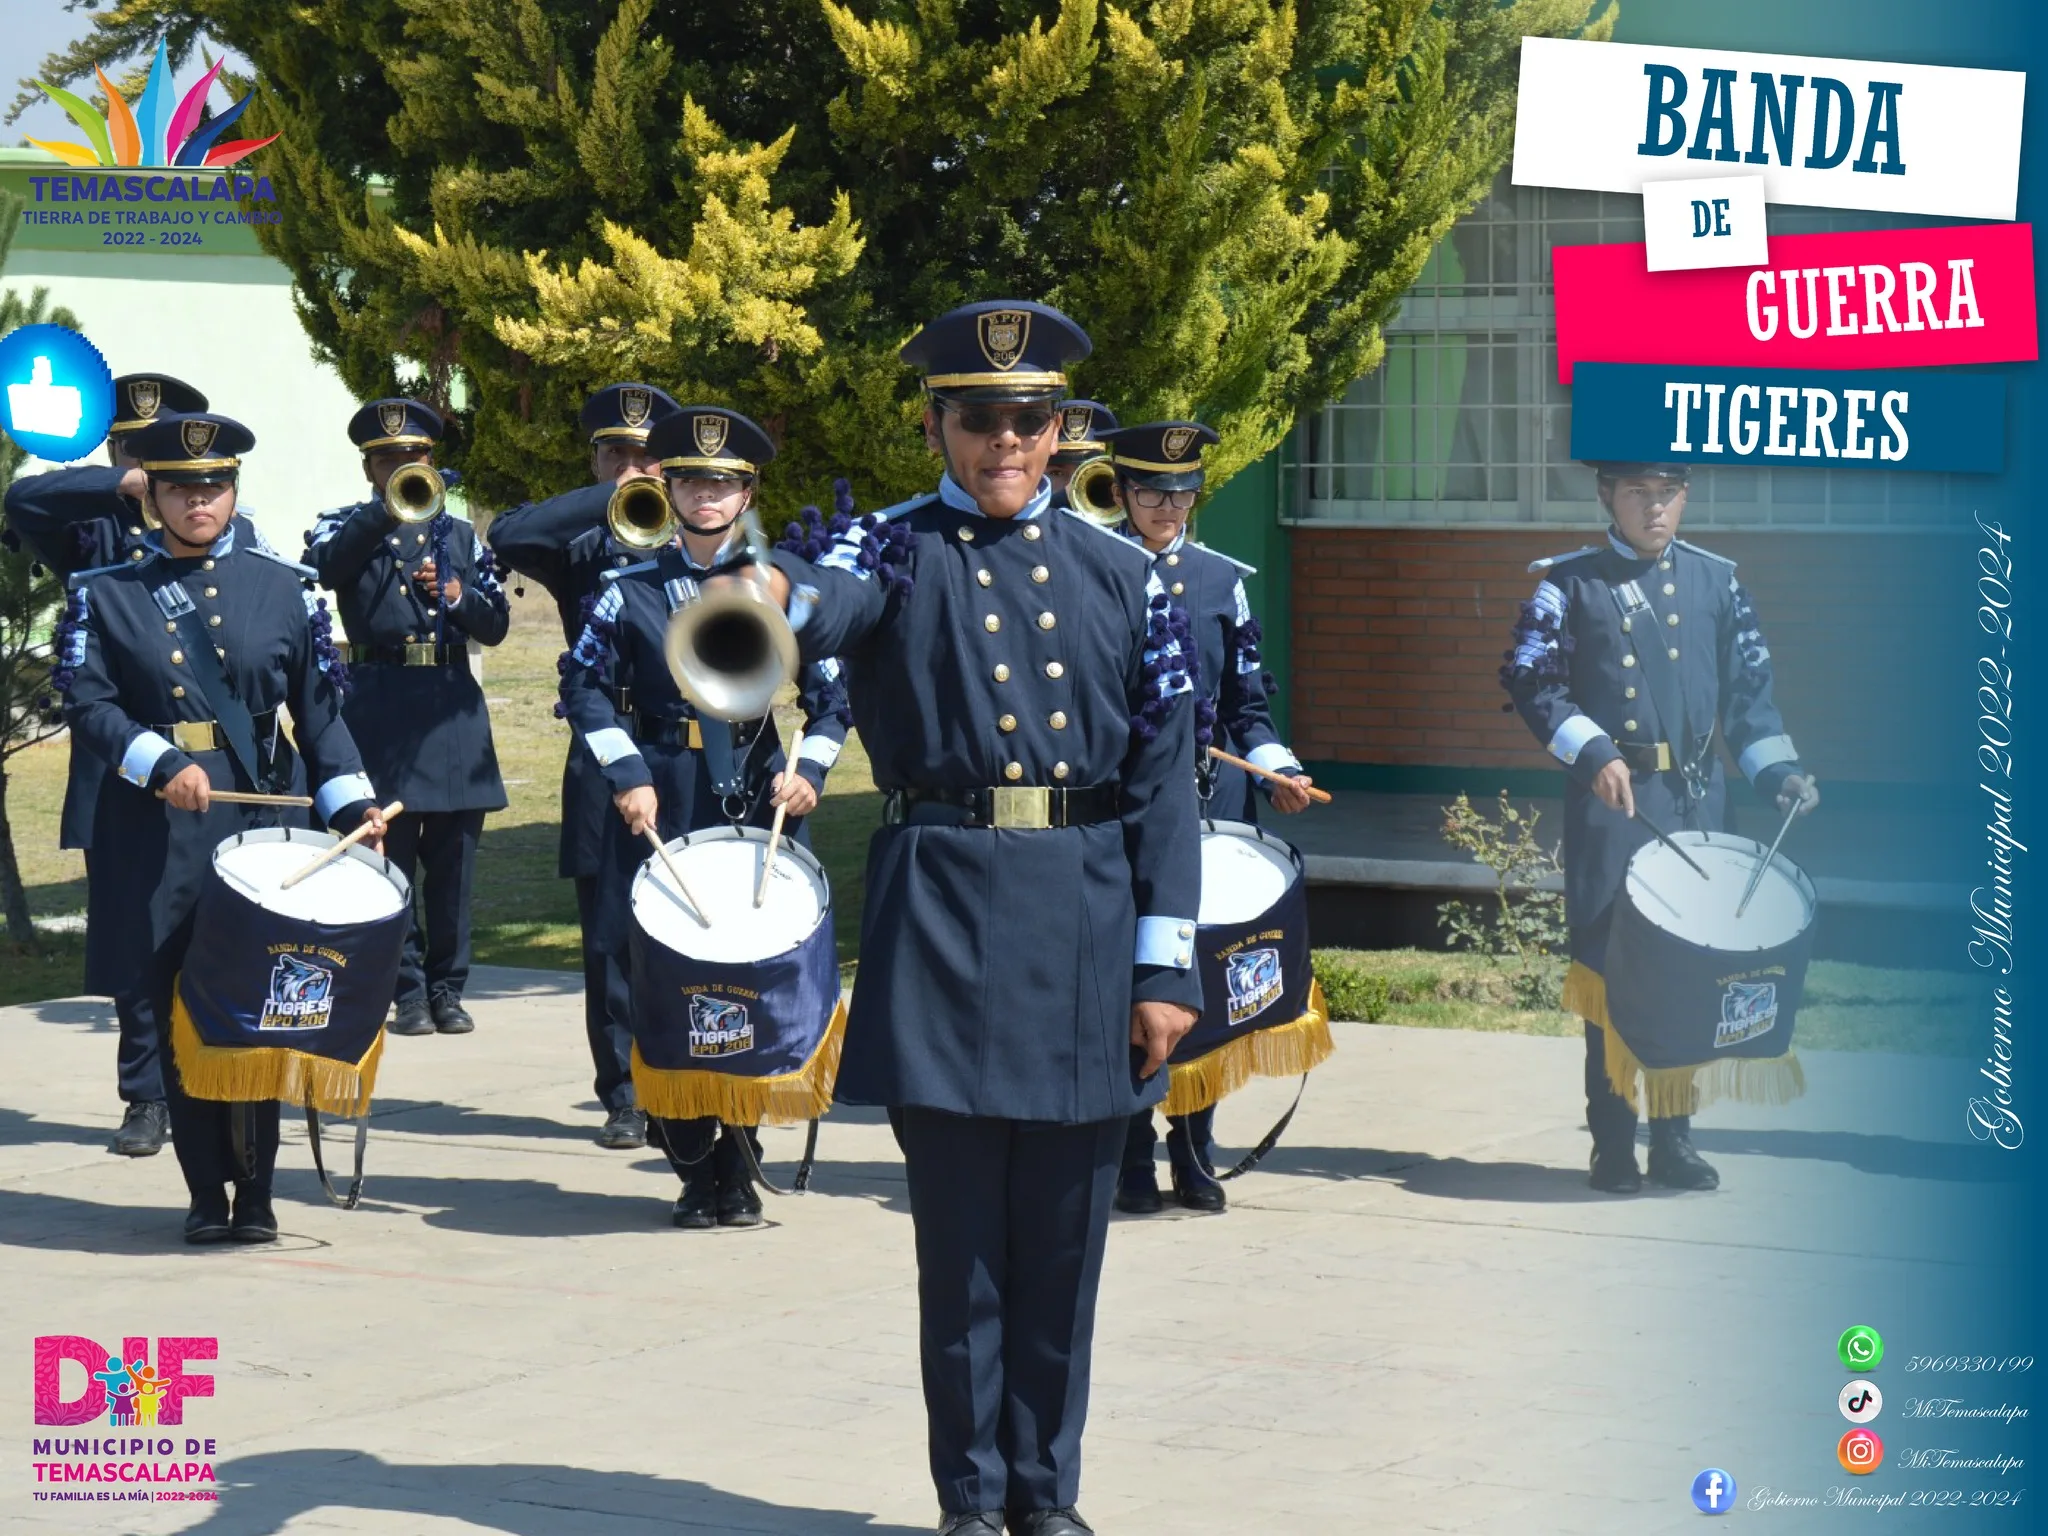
[1564,960,1806,1116]
[1163,980,1335,1117]
[631,996,847,1125]
[169,989,384,1117]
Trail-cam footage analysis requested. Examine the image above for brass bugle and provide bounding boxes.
[661,511,798,722]
[1066,453,1121,527]
[607,475,678,551]
[384,461,445,523]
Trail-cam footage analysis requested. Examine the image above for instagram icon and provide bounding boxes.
[1837,1429,1884,1474]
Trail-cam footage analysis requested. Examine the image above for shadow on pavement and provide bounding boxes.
[0,1104,116,1149]
[1687,1127,2017,1183]
[1244,1144,1620,1203]
[368,1096,607,1144]
[173,1449,927,1535]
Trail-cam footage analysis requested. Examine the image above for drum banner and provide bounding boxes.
[1165,876,1335,1116]
[628,919,845,1126]
[1564,962,1807,1119]
[169,875,407,1117]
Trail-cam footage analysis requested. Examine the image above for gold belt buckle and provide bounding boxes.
[405,641,438,666]
[990,785,1051,829]
[170,720,218,752]
[1654,742,1672,772]
[687,720,703,750]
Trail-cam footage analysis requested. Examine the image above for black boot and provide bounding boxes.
[183,1190,232,1245]
[672,1167,719,1229]
[1584,1022,1641,1193]
[597,1105,648,1149]
[714,1127,764,1227]
[230,1184,278,1243]
[1166,1121,1225,1213]
[1010,1509,1095,1535]
[659,1118,719,1228]
[112,1100,169,1156]
[1647,1117,1719,1190]
[1589,1141,1642,1193]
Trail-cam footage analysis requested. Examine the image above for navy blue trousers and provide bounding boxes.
[384,809,484,1008]
[893,1108,1124,1516]
[85,851,164,1102]
[574,875,636,1110]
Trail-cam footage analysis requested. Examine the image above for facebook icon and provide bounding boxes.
[1691,1468,1737,1515]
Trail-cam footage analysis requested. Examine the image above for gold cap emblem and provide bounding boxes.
[1061,406,1092,443]
[977,309,1030,371]
[693,413,730,456]
[621,387,652,428]
[180,418,219,456]
[1162,426,1199,461]
[128,380,161,419]
[378,402,408,437]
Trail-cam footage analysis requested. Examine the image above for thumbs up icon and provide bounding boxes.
[7,355,84,439]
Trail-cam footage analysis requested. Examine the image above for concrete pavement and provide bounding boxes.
[0,967,2009,1534]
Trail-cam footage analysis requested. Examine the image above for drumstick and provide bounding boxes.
[755,729,802,908]
[1735,788,1808,918]
[279,801,404,890]
[1632,809,1710,880]
[644,828,711,927]
[1206,746,1333,804]
[155,789,314,807]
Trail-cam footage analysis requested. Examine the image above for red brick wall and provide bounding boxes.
[1290,528,1951,783]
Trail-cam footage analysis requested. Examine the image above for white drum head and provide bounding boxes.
[633,825,829,964]
[212,826,408,924]
[1625,831,1815,952]
[1197,820,1300,926]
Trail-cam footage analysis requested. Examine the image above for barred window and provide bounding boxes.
[1283,174,1979,530]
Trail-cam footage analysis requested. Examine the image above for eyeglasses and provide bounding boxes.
[947,403,1058,437]
[1128,487,1197,511]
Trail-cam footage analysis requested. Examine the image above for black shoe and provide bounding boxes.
[1166,1131,1226,1213]
[1647,1129,1720,1190]
[1010,1509,1095,1536]
[598,1105,648,1149]
[112,1100,169,1157]
[182,1200,232,1245]
[389,1001,433,1036]
[431,994,475,1034]
[938,1516,1005,1536]
[1589,1144,1643,1194]
[714,1130,765,1226]
[1113,1163,1164,1215]
[230,1188,278,1244]
[672,1174,719,1230]
[717,1177,764,1228]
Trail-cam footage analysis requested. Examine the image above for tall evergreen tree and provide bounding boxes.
[14,0,1609,506]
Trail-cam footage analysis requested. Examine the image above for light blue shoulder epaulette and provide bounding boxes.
[246,546,319,580]
[1672,538,1736,568]
[1526,545,1604,574]
[66,556,145,589]
[1190,539,1257,577]
[868,494,930,521]
[599,558,661,583]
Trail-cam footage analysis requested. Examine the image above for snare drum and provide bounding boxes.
[1601,828,1816,1079]
[1163,820,1333,1115]
[628,825,845,1125]
[170,826,411,1116]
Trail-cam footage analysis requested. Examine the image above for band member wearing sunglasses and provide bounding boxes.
[1096,421,1315,1217]
[756,301,1203,1536]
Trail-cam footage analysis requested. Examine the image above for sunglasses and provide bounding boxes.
[946,403,1059,437]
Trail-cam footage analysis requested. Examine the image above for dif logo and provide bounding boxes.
[33,1335,217,1427]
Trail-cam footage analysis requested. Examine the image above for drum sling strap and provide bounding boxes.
[654,1116,821,1196]
[304,1103,370,1209]
[1214,1075,1311,1182]
[150,574,274,794]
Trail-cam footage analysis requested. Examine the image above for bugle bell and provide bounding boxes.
[608,476,678,551]
[384,461,446,523]
[661,511,799,722]
[1066,453,1122,527]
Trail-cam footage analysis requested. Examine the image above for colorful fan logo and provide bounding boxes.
[29,38,276,170]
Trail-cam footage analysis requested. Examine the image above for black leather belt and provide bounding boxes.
[152,710,278,753]
[347,642,462,666]
[630,716,705,749]
[1616,737,1711,776]
[885,784,1120,829]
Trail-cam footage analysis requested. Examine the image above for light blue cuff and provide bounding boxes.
[1247,743,1301,775]
[788,583,819,633]
[1548,715,1608,766]
[1136,915,1197,972]
[585,727,641,767]
[314,772,376,822]
[1738,734,1798,781]
[799,736,843,769]
[118,730,178,788]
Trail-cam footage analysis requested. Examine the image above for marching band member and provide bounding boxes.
[57,412,382,1243]
[1098,421,1315,1216]
[487,383,682,1148]
[760,302,1202,1536]
[1045,400,1116,508]
[305,400,509,1037]
[1502,461,1819,1194]
[4,373,240,1157]
[557,406,848,1229]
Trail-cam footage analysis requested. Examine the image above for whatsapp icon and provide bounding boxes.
[1838,1326,1885,1371]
